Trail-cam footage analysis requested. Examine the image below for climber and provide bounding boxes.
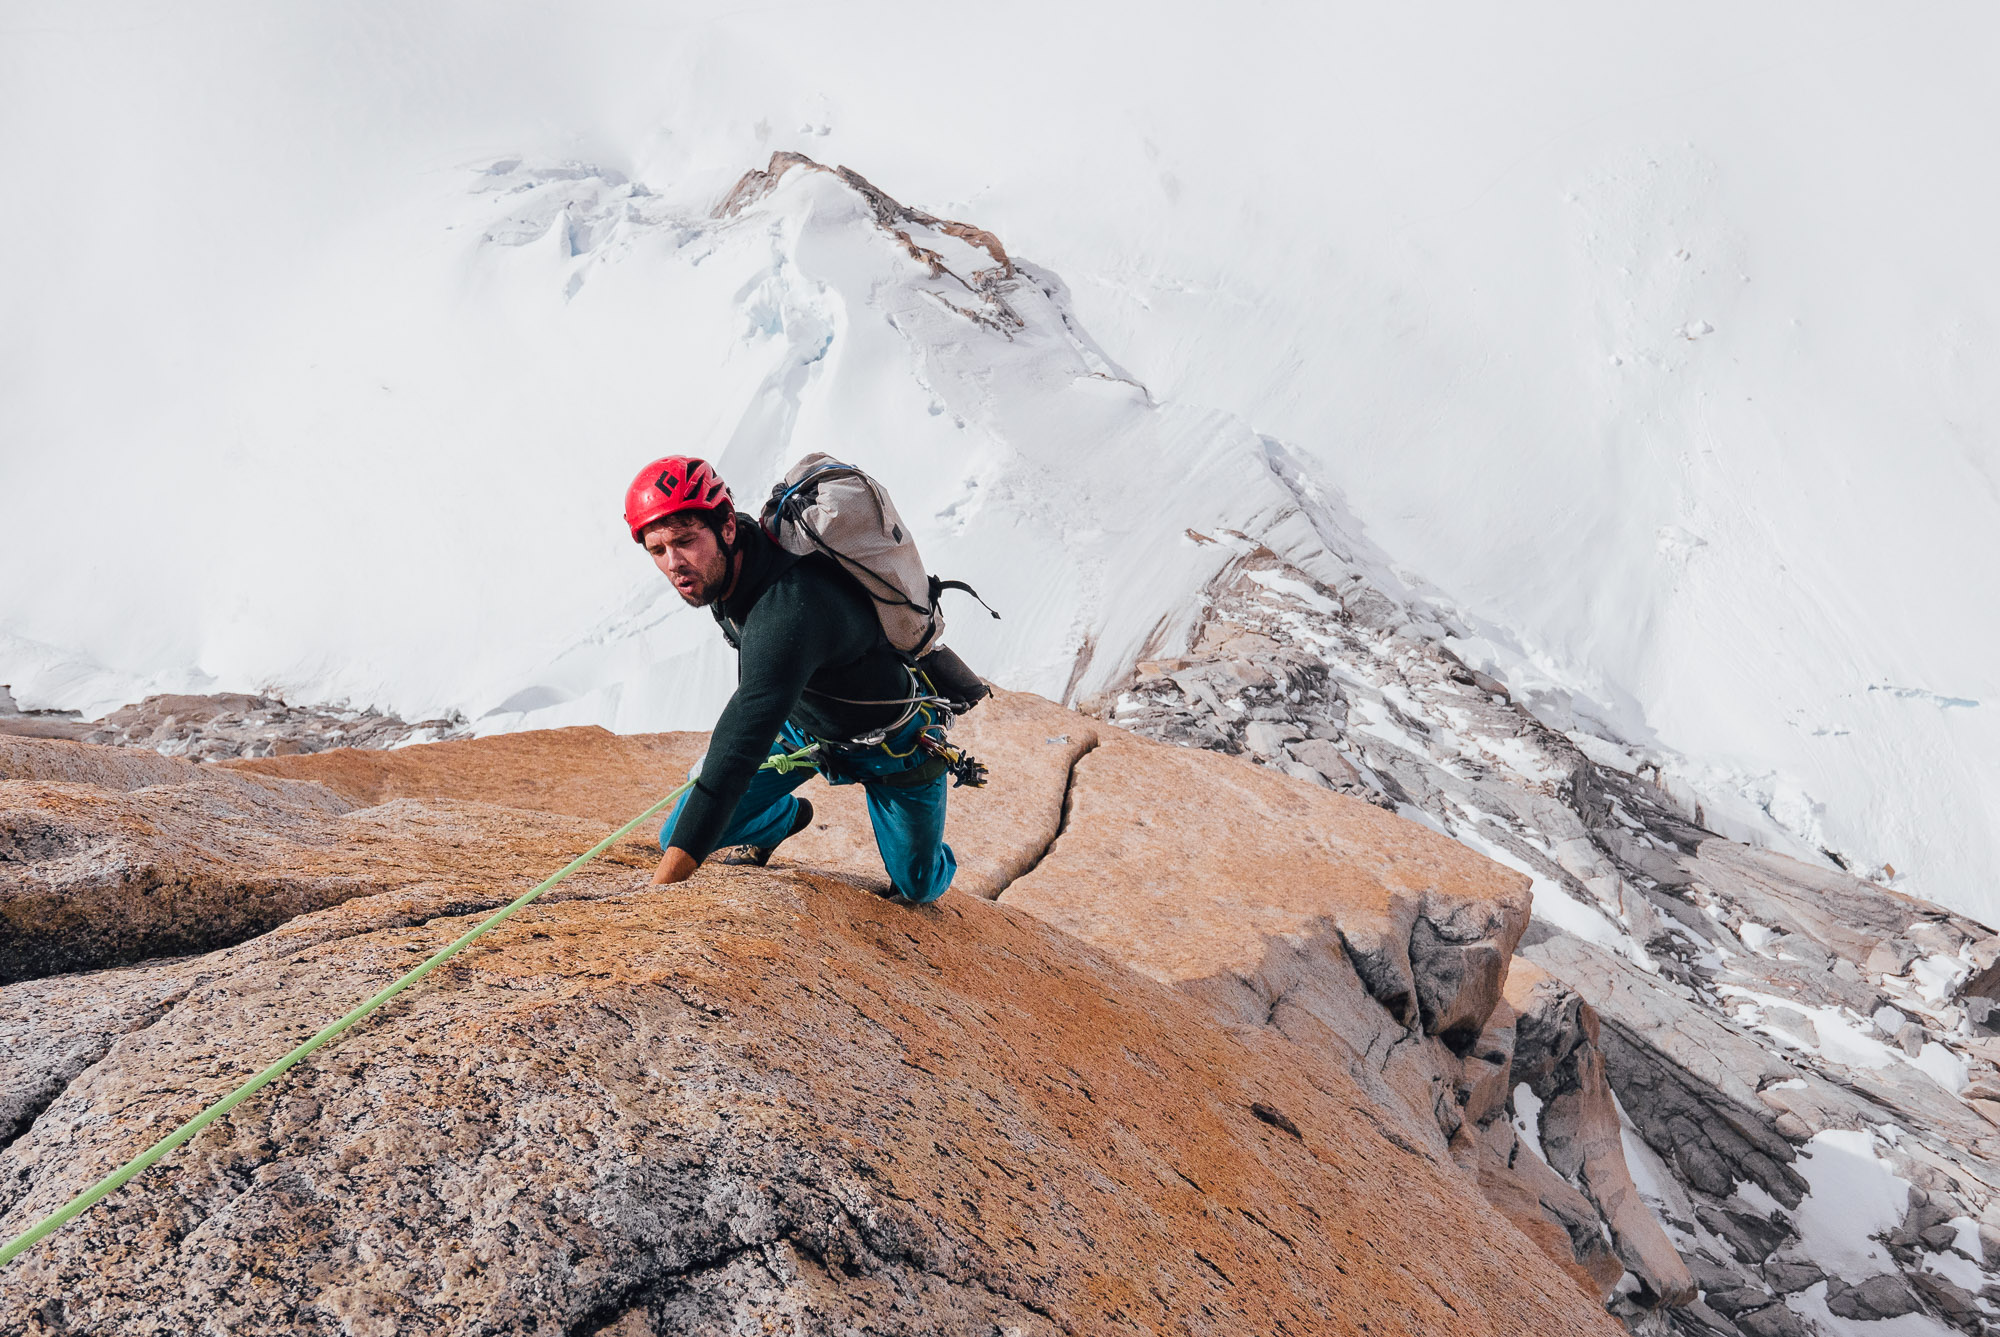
[626,455,957,904]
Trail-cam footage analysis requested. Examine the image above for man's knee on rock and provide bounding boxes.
[897,848,956,905]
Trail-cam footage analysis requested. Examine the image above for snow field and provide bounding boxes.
[2,2,1997,911]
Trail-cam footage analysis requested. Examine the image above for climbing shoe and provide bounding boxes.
[715,798,814,867]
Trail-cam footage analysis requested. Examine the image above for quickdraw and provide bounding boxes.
[918,732,989,788]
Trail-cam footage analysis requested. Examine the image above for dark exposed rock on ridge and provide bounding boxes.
[0,687,466,760]
[715,151,1025,333]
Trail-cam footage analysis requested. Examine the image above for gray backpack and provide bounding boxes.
[759,454,995,710]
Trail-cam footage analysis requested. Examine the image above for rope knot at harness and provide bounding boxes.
[763,743,822,775]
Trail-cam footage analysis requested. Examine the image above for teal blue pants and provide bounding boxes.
[662,713,957,904]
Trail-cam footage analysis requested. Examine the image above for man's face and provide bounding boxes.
[644,513,737,607]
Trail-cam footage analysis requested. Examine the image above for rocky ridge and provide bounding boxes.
[1090,532,2000,1335]
[0,687,466,760]
[713,152,1024,333]
[1,691,1652,1333]
[7,150,1985,1335]
[987,704,1696,1316]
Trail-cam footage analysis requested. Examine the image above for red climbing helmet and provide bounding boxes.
[623,456,734,542]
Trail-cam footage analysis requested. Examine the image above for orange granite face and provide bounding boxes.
[227,724,711,828]
[997,726,1533,982]
[3,689,1643,1332]
[228,690,1099,900]
[1,861,1619,1336]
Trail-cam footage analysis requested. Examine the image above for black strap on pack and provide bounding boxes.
[929,576,1000,622]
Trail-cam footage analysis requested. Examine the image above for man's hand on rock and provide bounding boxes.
[651,847,698,886]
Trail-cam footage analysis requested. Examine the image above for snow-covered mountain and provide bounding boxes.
[1,3,1995,916]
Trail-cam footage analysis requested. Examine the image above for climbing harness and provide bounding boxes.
[801,665,948,741]
[0,743,818,1270]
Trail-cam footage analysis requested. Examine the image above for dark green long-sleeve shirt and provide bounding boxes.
[667,524,910,861]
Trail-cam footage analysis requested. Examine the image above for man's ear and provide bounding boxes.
[719,512,738,547]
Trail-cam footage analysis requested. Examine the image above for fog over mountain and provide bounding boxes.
[2,1,1995,916]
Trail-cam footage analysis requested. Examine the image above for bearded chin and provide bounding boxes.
[675,552,732,607]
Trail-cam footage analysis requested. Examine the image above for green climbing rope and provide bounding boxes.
[0,742,820,1269]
